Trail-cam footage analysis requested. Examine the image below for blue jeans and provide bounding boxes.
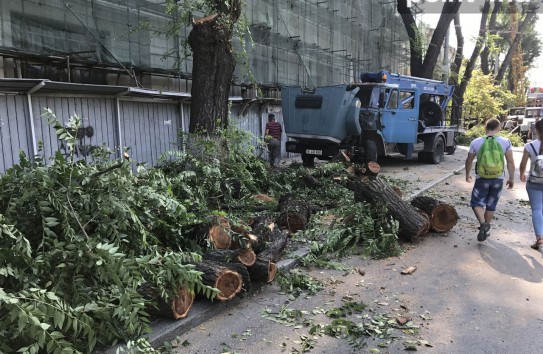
[526,181,543,236]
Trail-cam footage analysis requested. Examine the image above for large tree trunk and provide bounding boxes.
[449,14,464,125]
[349,177,430,242]
[495,3,540,83]
[187,1,242,133]
[480,2,502,75]
[410,196,459,233]
[397,0,461,78]
[449,14,463,87]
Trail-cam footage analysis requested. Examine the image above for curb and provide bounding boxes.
[105,155,468,352]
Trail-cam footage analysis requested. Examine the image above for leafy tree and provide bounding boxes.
[494,1,541,84]
[397,0,461,78]
[464,69,514,122]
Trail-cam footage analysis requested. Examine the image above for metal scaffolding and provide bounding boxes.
[0,0,409,90]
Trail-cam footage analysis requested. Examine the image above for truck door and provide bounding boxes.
[381,89,418,144]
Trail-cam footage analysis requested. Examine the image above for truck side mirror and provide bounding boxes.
[379,92,385,108]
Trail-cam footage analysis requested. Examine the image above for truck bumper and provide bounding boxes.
[285,141,339,159]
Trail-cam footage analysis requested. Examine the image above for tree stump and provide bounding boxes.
[195,260,242,301]
[208,215,232,249]
[349,177,430,242]
[277,194,311,233]
[410,195,459,232]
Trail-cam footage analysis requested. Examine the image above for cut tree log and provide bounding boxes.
[277,194,311,233]
[258,228,290,262]
[348,177,430,242]
[138,283,195,320]
[208,215,232,249]
[183,216,233,249]
[195,260,242,301]
[202,248,256,267]
[248,215,276,253]
[248,258,277,283]
[221,262,251,295]
[247,228,289,283]
[410,195,459,232]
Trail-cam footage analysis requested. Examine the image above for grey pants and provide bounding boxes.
[268,139,281,166]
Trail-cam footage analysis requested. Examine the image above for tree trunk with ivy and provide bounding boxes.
[187,1,242,133]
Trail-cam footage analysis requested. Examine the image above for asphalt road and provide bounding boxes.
[152,147,543,354]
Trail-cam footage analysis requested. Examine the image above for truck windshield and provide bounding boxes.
[526,109,541,118]
[509,108,525,115]
[356,86,380,108]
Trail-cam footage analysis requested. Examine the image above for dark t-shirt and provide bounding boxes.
[266,121,282,140]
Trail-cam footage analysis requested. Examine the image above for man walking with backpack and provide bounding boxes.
[465,118,515,242]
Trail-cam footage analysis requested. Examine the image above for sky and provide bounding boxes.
[421,12,543,87]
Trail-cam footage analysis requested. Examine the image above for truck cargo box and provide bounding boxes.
[281,84,361,143]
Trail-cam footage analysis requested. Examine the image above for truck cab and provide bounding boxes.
[281,70,460,166]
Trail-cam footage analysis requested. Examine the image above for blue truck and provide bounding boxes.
[281,70,461,167]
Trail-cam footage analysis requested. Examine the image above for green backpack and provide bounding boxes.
[476,136,504,178]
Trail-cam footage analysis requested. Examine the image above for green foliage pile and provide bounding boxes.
[157,127,271,214]
[0,110,215,353]
[0,109,403,352]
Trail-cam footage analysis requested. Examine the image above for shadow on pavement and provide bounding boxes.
[478,240,543,283]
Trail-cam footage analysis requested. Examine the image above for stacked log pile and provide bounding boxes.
[152,212,295,320]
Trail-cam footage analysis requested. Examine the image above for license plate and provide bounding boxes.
[306,149,322,155]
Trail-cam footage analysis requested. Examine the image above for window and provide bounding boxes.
[400,91,415,109]
[387,89,399,109]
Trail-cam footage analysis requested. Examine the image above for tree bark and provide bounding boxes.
[187,1,242,133]
[349,177,430,242]
[454,1,491,113]
[410,195,459,233]
[196,259,243,301]
[202,248,256,267]
[277,194,311,233]
[480,2,502,75]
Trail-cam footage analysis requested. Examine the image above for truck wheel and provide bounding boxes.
[445,144,456,155]
[429,137,445,164]
[365,140,377,163]
[420,101,443,127]
[301,154,315,168]
[418,151,429,163]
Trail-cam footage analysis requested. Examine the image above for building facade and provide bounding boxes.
[0,0,410,172]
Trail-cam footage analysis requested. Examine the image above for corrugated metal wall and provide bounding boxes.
[0,94,277,173]
[0,94,32,171]
[119,100,181,166]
